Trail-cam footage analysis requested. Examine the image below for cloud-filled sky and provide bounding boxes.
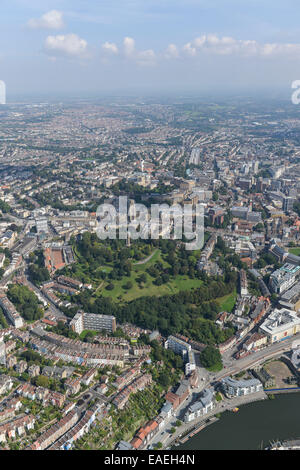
[1,0,300,97]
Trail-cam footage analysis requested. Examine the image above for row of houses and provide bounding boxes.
[48,404,103,450]
[127,376,195,450]
[29,329,126,367]
[112,373,153,410]
[30,409,79,450]
[16,383,66,408]
[0,294,23,329]
[0,375,13,395]
[64,369,98,395]
[0,415,35,443]
[113,359,144,391]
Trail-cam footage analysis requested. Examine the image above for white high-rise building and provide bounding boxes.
[0,81,6,104]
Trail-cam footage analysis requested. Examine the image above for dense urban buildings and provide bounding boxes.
[1,87,300,452]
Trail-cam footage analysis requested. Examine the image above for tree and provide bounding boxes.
[158,372,171,388]
[34,375,50,388]
[106,283,115,291]
[28,263,50,285]
[200,345,223,371]
[7,284,44,322]
[138,273,147,284]
[123,281,133,290]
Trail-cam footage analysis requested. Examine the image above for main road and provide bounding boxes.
[211,333,300,382]
[24,273,67,321]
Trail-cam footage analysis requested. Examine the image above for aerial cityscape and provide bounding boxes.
[1,0,300,457]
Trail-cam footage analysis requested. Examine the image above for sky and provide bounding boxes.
[2,0,300,97]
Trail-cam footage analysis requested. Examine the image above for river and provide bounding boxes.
[177,393,300,450]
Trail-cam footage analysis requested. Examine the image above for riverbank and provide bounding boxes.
[176,392,300,450]
[173,417,219,447]
[169,390,267,449]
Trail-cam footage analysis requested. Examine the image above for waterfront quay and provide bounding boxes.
[177,392,300,451]
[151,390,267,449]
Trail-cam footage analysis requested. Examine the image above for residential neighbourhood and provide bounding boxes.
[2,0,300,454]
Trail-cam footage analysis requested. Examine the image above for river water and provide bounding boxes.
[177,393,300,450]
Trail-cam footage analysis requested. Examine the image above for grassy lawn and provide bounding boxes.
[93,248,203,302]
[133,249,162,269]
[288,247,300,256]
[100,272,203,302]
[216,288,237,312]
[91,247,237,306]
[71,243,237,308]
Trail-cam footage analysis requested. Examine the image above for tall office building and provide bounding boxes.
[0,81,6,105]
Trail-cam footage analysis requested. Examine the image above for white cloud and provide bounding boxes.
[165,44,179,59]
[182,42,197,57]
[182,34,300,58]
[121,37,156,66]
[137,49,156,66]
[124,37,136,57]
[28,10,64,30]
[260,42,300,56]
[102,42,119,55]
[98,33,300,69]
[44,34,88,59]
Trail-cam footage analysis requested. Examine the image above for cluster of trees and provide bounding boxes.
[254,251,279,269]
[34,191,87,213]
[75,271,237,345]
[30,374,65,392]
[13,194,35,211]
[62,234,239,346]
[48,320,79,340]
[213,236,231,256]
[146,248,200,283]
[0,199,11,214]
[28,264,50,285]
[28,250,50,285]
[200,345,223,371]
[73,234,202,288]
[20,349,53,367]
[247,272,261,297]
[110,179,174,200]
[69,232,154,283]
[0,307,8,329]
[76,232,113,266]
[214,237,250,271]
[7,284,44,322]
